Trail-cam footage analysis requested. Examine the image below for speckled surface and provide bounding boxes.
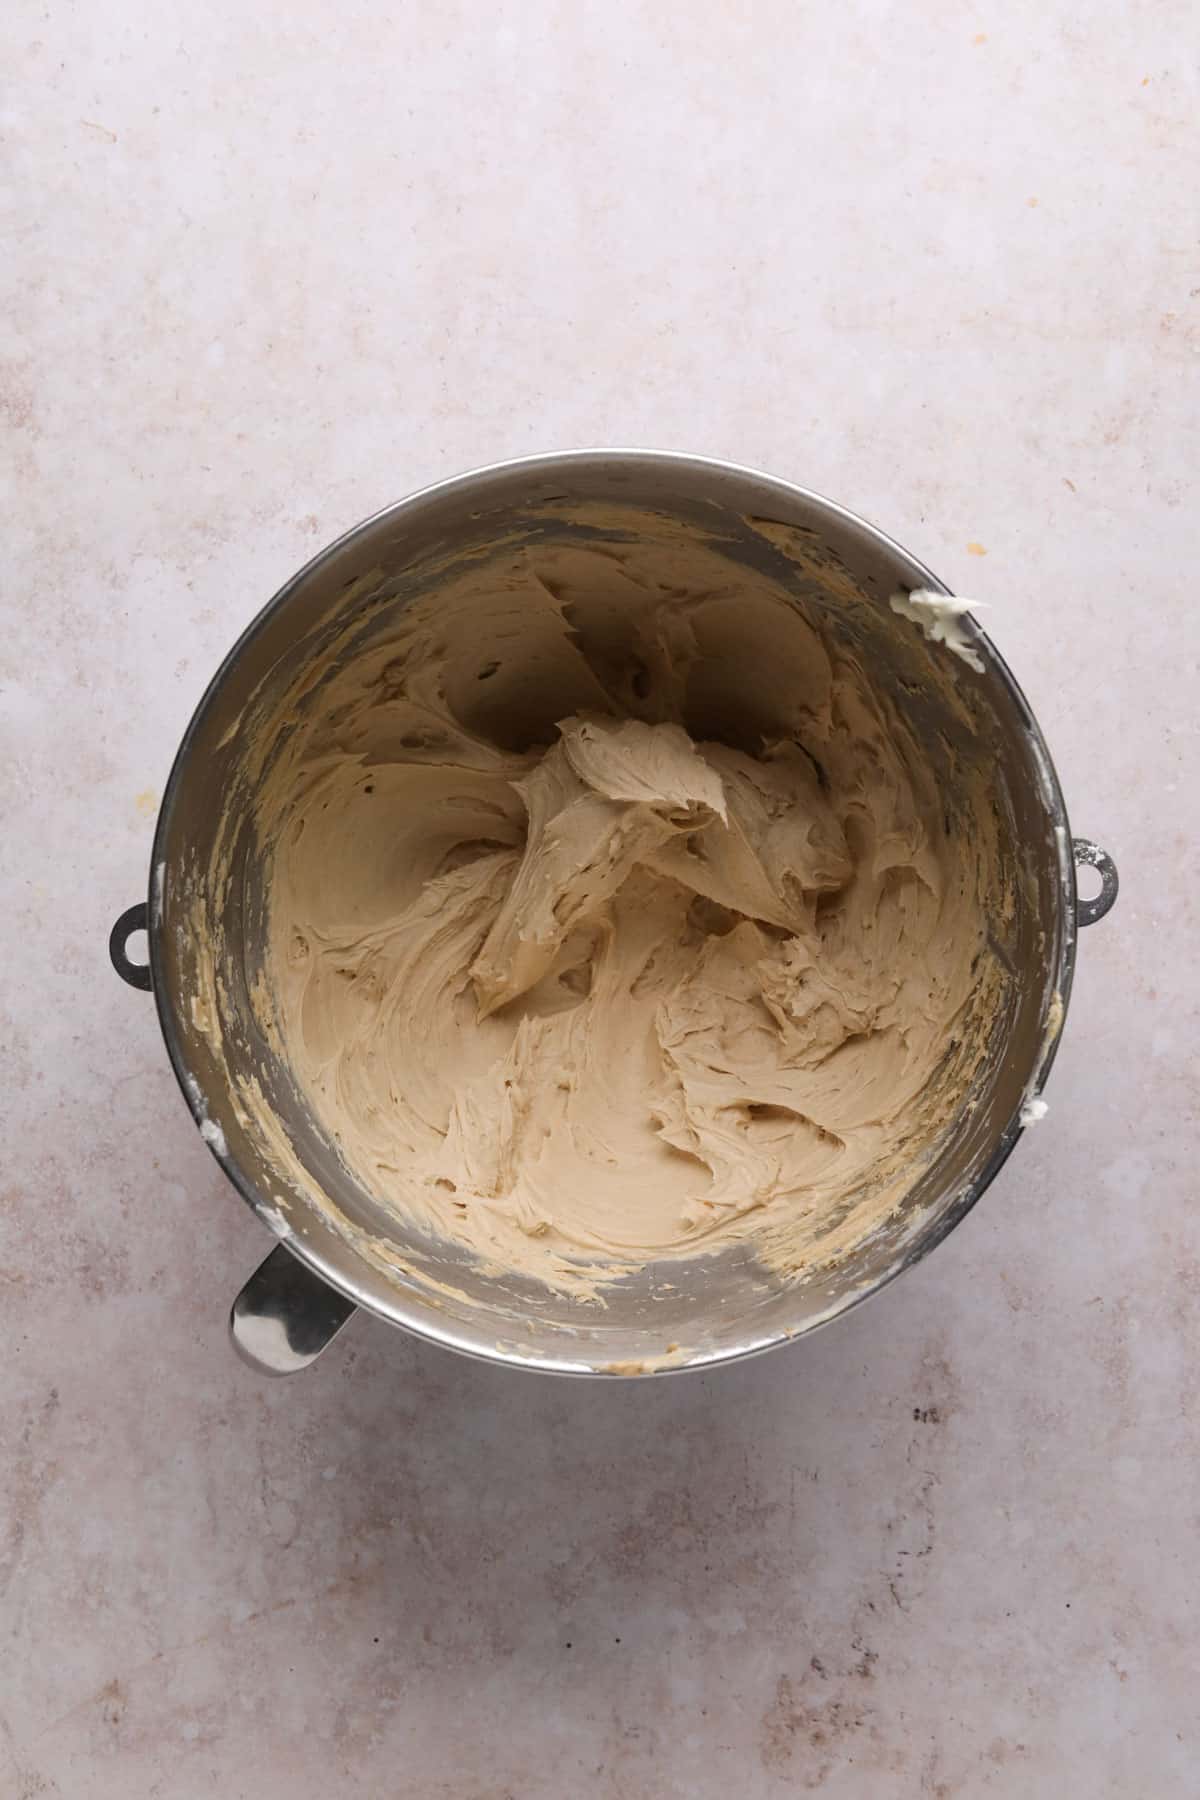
[3,2,1197,1794]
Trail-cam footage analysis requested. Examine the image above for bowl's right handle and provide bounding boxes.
[1072,839,1119,927]
[230,1243,358,1375]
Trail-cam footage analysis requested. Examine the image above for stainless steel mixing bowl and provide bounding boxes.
[109,451,1117,1377]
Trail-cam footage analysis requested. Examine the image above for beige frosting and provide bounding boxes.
[240,515,1006,1299]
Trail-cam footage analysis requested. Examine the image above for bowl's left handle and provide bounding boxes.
[230,1244,358,1375]
[109,902,152,990]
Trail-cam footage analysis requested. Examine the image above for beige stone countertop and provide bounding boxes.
[3,2,1196,1794]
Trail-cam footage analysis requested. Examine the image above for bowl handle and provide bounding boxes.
[109,902,152,989]
[1072,839,1119,927]
[230,1243,357,1375]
